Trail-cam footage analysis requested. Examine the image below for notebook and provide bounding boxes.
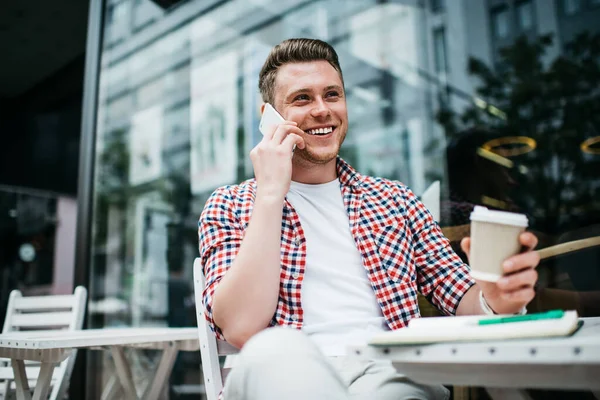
[369,310,580,346]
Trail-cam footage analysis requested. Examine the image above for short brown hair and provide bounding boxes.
[258,38,344,105]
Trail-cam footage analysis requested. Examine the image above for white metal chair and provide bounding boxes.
[193,258,238,400]
[0,286,87,400]
[420,180,440,222]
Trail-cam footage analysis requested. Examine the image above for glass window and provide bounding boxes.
[132,0,162,30]
[491,6,510,39]
[433,28,448,73]
[430,0,444,13]
[563,0,581,15]
[516,0,534,30]
[107,1,127,25]
[105,1,129,44]
[86,0,600,397]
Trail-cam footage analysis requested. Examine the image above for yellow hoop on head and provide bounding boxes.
[581,136,600,155]
[481,136,537,157]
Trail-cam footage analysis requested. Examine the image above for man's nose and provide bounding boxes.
[310,97,330,118]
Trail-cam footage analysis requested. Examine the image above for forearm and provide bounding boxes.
[456,285,485,316]
[212,193,284,347]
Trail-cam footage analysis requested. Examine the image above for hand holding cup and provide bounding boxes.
[460,207,540,314]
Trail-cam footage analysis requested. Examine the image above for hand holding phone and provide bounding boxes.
[259,103,297,153]
[259,103,286,136]
[252,104,304,199]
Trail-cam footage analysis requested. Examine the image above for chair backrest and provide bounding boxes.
[193,258,238,400]
[0,286,87,400]
[419,181,445,318]
[420,180,440,222]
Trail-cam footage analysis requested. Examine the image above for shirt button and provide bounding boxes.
[291,315,298,321]
[292,272,300,279]
[294,238,301,246]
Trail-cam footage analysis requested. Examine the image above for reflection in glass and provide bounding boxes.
[481,136,537,158]
[581,137,600,155]
[433,28,448,73]
[516,0,534,30]
[563,0,582,15]
[491,6,510,39]
[430,0,444,13]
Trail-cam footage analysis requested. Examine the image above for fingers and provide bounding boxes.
[251,125,305,162]
[461,232,537,254]
[461,232,540,273]
[497,267,538,292]
[262,121,297,140]
[503,249,540,274]
[271,122,305,144]
[460,237,470,255]
[282,133,305,152]
[519,231,538,251]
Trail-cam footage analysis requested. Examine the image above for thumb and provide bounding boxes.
[460,237,471,257]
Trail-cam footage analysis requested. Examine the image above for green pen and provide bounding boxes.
[478,309,565,326]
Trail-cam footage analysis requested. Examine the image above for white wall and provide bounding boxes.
[52,196,77,294]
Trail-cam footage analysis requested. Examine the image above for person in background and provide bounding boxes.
[198,38,540,400]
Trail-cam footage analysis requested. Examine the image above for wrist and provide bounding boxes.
[479,290,527,316]
[255,189,286,206]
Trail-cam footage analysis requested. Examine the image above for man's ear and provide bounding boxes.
[260,103,265,115]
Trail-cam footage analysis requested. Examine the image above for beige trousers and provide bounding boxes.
[223,327,450,400]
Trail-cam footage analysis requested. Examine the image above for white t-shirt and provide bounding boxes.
[286,179,388,356]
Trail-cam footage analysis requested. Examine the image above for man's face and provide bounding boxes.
[273,60,348,165]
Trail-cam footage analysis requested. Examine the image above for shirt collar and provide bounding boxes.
[336,157,362,187]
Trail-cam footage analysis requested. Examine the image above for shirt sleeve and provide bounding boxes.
[403,186,476,316]
[198,186,244,339]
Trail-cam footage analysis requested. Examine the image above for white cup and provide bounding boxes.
[469,206,529,282]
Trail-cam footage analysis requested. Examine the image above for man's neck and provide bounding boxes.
[291,157,337,184]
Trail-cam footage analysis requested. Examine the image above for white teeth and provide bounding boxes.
[307,127,333,135]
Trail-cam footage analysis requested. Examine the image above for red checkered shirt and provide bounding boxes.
[198,158,475,340]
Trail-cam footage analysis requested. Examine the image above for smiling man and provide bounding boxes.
[198,38,540,400]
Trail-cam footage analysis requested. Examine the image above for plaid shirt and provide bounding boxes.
[198,158,475,340]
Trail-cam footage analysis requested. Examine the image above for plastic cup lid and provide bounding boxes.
[469,206,528,227]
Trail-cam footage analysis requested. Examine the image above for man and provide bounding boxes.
[198,38,540,399]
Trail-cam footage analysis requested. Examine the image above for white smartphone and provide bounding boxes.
[259,103,285,136]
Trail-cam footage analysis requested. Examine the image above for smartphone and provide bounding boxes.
[259,103,285,136]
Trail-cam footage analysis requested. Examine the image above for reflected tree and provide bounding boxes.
[438,32,600,236]
[95,129,129,248]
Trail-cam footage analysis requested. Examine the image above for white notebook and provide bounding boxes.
[369,310,580,346]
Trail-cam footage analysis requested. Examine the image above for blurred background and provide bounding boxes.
[1,0,599,399]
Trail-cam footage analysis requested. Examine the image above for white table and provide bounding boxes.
[0,327,199,400]
[351,318,600,400]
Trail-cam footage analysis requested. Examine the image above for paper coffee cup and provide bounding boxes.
[469,206,528,282]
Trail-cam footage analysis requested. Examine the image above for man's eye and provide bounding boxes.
[294,94,310,101]
[326,91,340,98]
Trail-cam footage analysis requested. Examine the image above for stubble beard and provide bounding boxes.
[293,129,346,166]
